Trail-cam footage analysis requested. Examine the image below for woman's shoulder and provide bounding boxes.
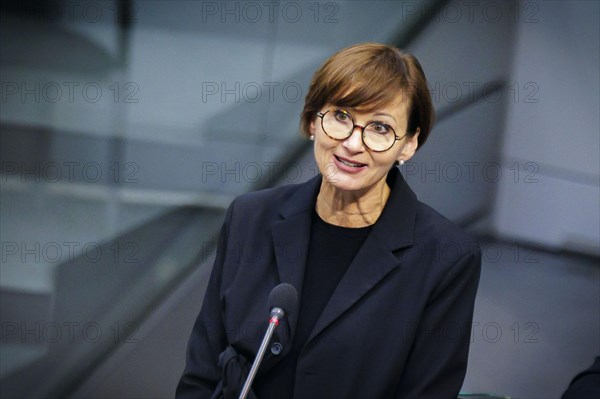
[409,201,482,300]
[225,179,315,225]
[413,200,481,258]
[232,180,307,209]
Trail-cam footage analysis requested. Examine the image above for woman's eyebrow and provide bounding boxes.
[372,112,397,123]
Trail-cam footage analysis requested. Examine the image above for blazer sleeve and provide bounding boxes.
[395,245,482,399]
[175,201,235,399]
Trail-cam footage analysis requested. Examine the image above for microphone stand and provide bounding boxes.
[238,308,284,399]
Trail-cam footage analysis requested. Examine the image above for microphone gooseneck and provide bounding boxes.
[238,283,298,399]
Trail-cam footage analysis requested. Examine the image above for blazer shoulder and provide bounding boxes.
[413,201,482,302]
[414,200,481,259]
[236,181,304,207]
[227,180,311,226]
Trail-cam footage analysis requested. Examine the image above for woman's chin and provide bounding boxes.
[323,174,371,192]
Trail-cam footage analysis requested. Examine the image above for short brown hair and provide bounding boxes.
[300,43,434,150]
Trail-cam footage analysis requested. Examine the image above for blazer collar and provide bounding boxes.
[270,167,418,346]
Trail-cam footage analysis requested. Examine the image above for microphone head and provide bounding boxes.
[267,283,298,317]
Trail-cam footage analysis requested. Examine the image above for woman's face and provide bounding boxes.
[310,97,420,193]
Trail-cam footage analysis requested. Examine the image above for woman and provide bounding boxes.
[177,43,482,399]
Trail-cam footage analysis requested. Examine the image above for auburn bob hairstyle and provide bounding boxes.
[300,42,435,150]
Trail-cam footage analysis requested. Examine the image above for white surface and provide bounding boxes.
[491,0,600,254]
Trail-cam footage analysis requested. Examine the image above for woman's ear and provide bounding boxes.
[309,119,316,136]
[397,128,420,163]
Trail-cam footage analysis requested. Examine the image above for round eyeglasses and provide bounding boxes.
[316,109,406,152]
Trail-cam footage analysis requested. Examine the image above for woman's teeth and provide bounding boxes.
[337,156,364,167]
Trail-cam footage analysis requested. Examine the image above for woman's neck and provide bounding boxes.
[316,179,391,228]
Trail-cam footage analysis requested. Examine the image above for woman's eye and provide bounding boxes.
[334,110,350,121]
[371,123,390,134]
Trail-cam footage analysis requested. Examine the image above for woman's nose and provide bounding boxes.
[342,125,366,151]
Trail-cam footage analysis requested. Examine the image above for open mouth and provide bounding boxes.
[335,155,366,168]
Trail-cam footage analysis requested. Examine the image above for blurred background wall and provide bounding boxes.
[1,1,598,398]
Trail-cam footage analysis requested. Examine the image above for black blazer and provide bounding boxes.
[177,167,482,399]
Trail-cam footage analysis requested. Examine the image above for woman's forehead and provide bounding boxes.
[331,97,410,118]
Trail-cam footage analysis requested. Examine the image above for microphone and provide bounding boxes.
[239,283,298,399]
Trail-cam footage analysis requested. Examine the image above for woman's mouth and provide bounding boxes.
[334,155,367,172]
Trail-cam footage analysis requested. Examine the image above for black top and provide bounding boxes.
[254,208,373,398]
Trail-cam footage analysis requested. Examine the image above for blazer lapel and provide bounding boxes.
[306,167,418,344]
[270,175,322,335]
